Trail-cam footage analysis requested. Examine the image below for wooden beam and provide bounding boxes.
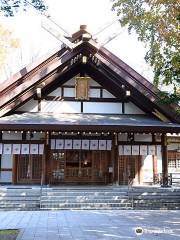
[161,134,168,186]
[42,96,127,102]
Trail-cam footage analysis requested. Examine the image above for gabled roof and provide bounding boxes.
[0,26,179,125]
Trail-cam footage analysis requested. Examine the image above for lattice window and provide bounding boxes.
[177,159,180,168]
[168,151,180,169]
[168,159,176,168]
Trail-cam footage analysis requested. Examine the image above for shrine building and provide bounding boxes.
[0,25,179,186]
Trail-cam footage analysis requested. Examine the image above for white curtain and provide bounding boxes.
[12,144,21,154]
[39,144,44,155]
[30,144,39,154]
[0,143,3,154]
[73,139,81,149]
[99,140,106,150]
[82,140,90,150]
[148,145,156,155]
[56,139,64,149]
[132,145,139,155]
[3,144,12,154]
[140,145,148,155]
[106,140,112,150]
[156,145,162,156]
[118,145,123,155]
[51,139,56,149]
[64,139,73,149]
[90,140,98,150]
[123,145,131,155]
[21,144,30,154]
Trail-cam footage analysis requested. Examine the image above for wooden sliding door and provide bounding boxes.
[118,155,142,185]
[16,155,43,184]
[49,150,111,184]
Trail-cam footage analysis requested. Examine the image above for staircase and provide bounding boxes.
[0,186,40,210]
[130,187,180,210]
[40,187,132,210]
[0,186,180,210]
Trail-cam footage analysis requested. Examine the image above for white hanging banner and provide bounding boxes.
[30,144,39,155]
[140,145,148,155]
[156,145,161,156]
[0,143,3,154]
[39,144,44,155]
[90,140,99,150]
[3,144,12,154]
[118,145,123,155]
[82,139,90,150]
[73,139,81,149]
[51,139,56,149]
[64,139,73,149]
[148,145,156,155]
[56,139,64,149]
[132,145,139,155]
[123,145,131,155]
[21,144,30,154]
[12,144,21,155]
[106,140,112,150]
[99,140,106,150]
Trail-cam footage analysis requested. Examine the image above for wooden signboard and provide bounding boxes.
[75,77,90,100]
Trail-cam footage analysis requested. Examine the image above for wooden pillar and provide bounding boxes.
[112,133,118,184]
[161,134,168,186]
[152,155,158,183]
[12,155,17,184]
[44,132,50,185]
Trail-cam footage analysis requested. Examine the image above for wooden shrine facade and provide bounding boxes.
[0,25,179,186]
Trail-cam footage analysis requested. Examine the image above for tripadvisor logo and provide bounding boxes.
[135,227,143,235]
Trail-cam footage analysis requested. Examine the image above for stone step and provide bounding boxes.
[41,195,128,201]
[0,203,39,209]
[134,203,180,209]
[41,192,129,197]
[40,199,130,204]
[131,195,180,199]
[0,193,40,195]
[133,199,180,204]
[0,197,40,201]
[40,202,132,210]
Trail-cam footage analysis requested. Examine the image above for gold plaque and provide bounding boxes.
[75,77,90,100]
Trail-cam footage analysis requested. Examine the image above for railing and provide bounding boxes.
[40,172,44,209]
[127,177,134,209]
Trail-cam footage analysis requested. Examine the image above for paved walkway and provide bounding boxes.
[0,210,179,240]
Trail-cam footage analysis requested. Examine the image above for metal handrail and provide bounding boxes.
[127,177,134,209]
[39,173,44,209]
